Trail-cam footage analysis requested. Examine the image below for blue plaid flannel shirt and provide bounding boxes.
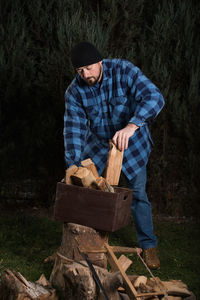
[64,59,164,180]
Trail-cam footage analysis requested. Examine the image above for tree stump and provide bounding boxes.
[60,222,108,267]
[50,222,122,298]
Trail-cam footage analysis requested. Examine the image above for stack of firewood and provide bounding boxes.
[64,158,114,192]
[122,275,196,299]
[0,266,195,300]
[0,270,58,300]
[64,141,124,192]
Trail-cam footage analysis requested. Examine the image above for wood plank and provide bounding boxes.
[111,246,142,254]
[136,292,165,297]
[111,255,132,273]
[79,247,107,253]
[104,243,141,300]
[81,158,99,179]
[104,141,124,185]
[79,246,141,254]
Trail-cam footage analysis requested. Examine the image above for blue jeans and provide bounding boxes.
[127,166,157,249]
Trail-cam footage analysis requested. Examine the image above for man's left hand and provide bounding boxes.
[112,123,139,151]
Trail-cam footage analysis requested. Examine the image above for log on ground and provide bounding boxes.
[0,269,58,300]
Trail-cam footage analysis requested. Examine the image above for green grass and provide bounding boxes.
[0,214,199,298]
[110,220,200,298]
[0,215,62,281]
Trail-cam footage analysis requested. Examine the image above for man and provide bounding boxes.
[64,41,165,269]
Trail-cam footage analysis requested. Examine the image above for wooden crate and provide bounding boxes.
[54,183,133,232]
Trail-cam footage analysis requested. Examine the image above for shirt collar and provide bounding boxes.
[102,59,111,81]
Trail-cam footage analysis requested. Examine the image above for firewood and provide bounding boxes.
[35,274,51,287]
[111,246,142,254]
[110,254,132,273]
[79,246,141,255]
[81,158,99,179]
[71,167,98,188]
[65,164,78,184]
[134,276,147,288]
[162,280,193,297]
[62,261,122,300]
[104,141,124,185]
[79,246,107,253]
[98,271,123,300]
[147,276,166,292]
[0,269,58,300]
[146,277,194,299]
[96,176,114,192]
[118,255,132,272]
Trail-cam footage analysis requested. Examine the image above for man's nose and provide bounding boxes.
[82,69,90,78]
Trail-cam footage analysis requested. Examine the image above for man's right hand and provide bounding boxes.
[112,123,139,151]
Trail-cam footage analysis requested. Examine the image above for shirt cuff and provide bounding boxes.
[129,116,146,127]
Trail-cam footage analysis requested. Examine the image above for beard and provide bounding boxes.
[85,64,103,86]
[86,77,97,86]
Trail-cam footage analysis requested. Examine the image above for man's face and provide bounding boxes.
[76,61,103,86]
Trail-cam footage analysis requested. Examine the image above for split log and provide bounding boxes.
[111,254,132,273]
[162,280,194,298]
[133,275,147,288]
[0,269,58,300]
[96,176,114,193]
[81,158,99,179]
[146,277,195,299]
[70,166,114,192]
[104,141,124,185]
[64,159,115,192]
[65,165,78,184]
[71,167,98,188]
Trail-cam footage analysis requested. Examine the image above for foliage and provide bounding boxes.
[0,0,199,215]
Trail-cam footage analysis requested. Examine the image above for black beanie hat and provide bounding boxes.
[71,41,103,69]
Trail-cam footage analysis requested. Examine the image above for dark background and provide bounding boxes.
[0,0,199,217]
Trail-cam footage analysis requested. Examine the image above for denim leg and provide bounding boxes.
[127,166,157,249]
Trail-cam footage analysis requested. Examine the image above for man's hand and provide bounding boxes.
[112,123,139,151]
